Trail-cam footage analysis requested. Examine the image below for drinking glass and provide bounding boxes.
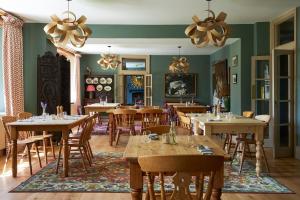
[142,130,151,143]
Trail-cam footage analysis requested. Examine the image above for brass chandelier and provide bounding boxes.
[185,0,229,48]
[44,0,92,48]
[97,46,121,70]
[169,46,189,73]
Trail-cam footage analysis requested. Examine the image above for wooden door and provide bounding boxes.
[272,49,294,158]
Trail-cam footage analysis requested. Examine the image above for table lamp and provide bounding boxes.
[86,85,95,99]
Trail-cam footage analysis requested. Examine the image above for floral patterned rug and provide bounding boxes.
[10,152,293,193]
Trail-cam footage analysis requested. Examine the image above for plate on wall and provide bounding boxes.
[93,77,99,84]
[104,86,111,91]
[100,78,107,84]
[96,84,103,91]
[86,78,93,84]
[106,77,113,84]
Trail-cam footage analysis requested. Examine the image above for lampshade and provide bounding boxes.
[86,85,95,92]
[43,0,92,48]
[185,0,229,48]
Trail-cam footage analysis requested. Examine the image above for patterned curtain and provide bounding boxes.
[2,14,24,115]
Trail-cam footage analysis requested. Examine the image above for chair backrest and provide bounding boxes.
[176,111,185,117]
[178,115,192,134]
[139,108,163,129]
[78,116,95,145]
[142,125,170,135]
[176,106,208,114]
[17,112,32,119]
[138,155,224,200]
[242,111,254,118]
[1,116,17,144]
[113,108,137,128]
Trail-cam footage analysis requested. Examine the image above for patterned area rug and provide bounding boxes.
[11,152,293,193]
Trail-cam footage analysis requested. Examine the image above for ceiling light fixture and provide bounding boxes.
[185,0,229,48]
[168,46,189,73]
[44,0,92,48]
[97,46,121,70]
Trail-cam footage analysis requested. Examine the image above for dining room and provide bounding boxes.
[1,0,300,200]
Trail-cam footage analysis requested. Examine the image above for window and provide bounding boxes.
[122,58,146,71]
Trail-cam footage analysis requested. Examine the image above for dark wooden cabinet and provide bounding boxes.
[37,51,70,115]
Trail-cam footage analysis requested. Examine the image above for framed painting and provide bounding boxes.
[164,73,197,98]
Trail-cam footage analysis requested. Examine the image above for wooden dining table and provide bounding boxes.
[84,102,120,115]
[188,113,266,177]
[7,115,88,177]
[123,135,229,200]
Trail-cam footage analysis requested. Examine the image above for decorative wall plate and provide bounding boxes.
[104,86,111,91]
[100,78,107,84]
[86,78,93,84]
[106,77,112,84]
[96,84,103,91]
[93,77,98,84]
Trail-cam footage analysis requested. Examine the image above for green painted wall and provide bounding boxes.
[151,55,210,106]
[210,40,242,114]
[296,7,300,146]
[22,23,260,114]
[23,23,55,114]
[254,22,270,56]
[80,54,118,101]
[80,54,211,106]
[0,28,4,112]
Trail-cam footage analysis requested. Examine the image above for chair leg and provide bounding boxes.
[79,147,88,172]
[43,138,48,164]
[49,137,56,159]
[5,147,11,165]
[83,145,92,166]
[26,144,33,175]
[231,140,240,164]
[262,145,270,172]
[87,141,94,159]
[56,144,62,174]
[223,134,228,150]
[239,142,246,174]
[35,142,42,168]
[115,130,121,146]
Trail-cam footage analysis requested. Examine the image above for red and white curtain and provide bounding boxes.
[2,14,24,116]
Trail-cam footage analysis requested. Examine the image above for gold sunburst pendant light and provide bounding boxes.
[169,46,189,73]
[97,46,121,70]
[44,0,92,48]
[185,0,229,48]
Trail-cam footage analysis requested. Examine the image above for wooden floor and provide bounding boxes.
[0,135,299,200]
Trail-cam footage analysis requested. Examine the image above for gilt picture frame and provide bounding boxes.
[164,73,197,98]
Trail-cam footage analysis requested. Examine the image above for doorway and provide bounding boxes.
[272,49,294,158]
[124,75,144,105]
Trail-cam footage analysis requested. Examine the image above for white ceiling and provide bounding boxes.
[68,38,239,55]
[1,0,298,55]
[0,0,299,24]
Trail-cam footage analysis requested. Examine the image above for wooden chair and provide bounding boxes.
[113,108,137,146]
[178,115,193,135]
[232,114,270,174]
[1,116,42,175]
[223,111,254,154]
[139,108,163,130]
[138,155,224,200]
[17,112,56,164]
[56,116,95,173]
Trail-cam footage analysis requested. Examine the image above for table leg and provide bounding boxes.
[109,113,114,146]
[62,130,69,177]
[211,188,222,200]
[129,162,143,200]
[255,126,264,177]
[10,127,18,177]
